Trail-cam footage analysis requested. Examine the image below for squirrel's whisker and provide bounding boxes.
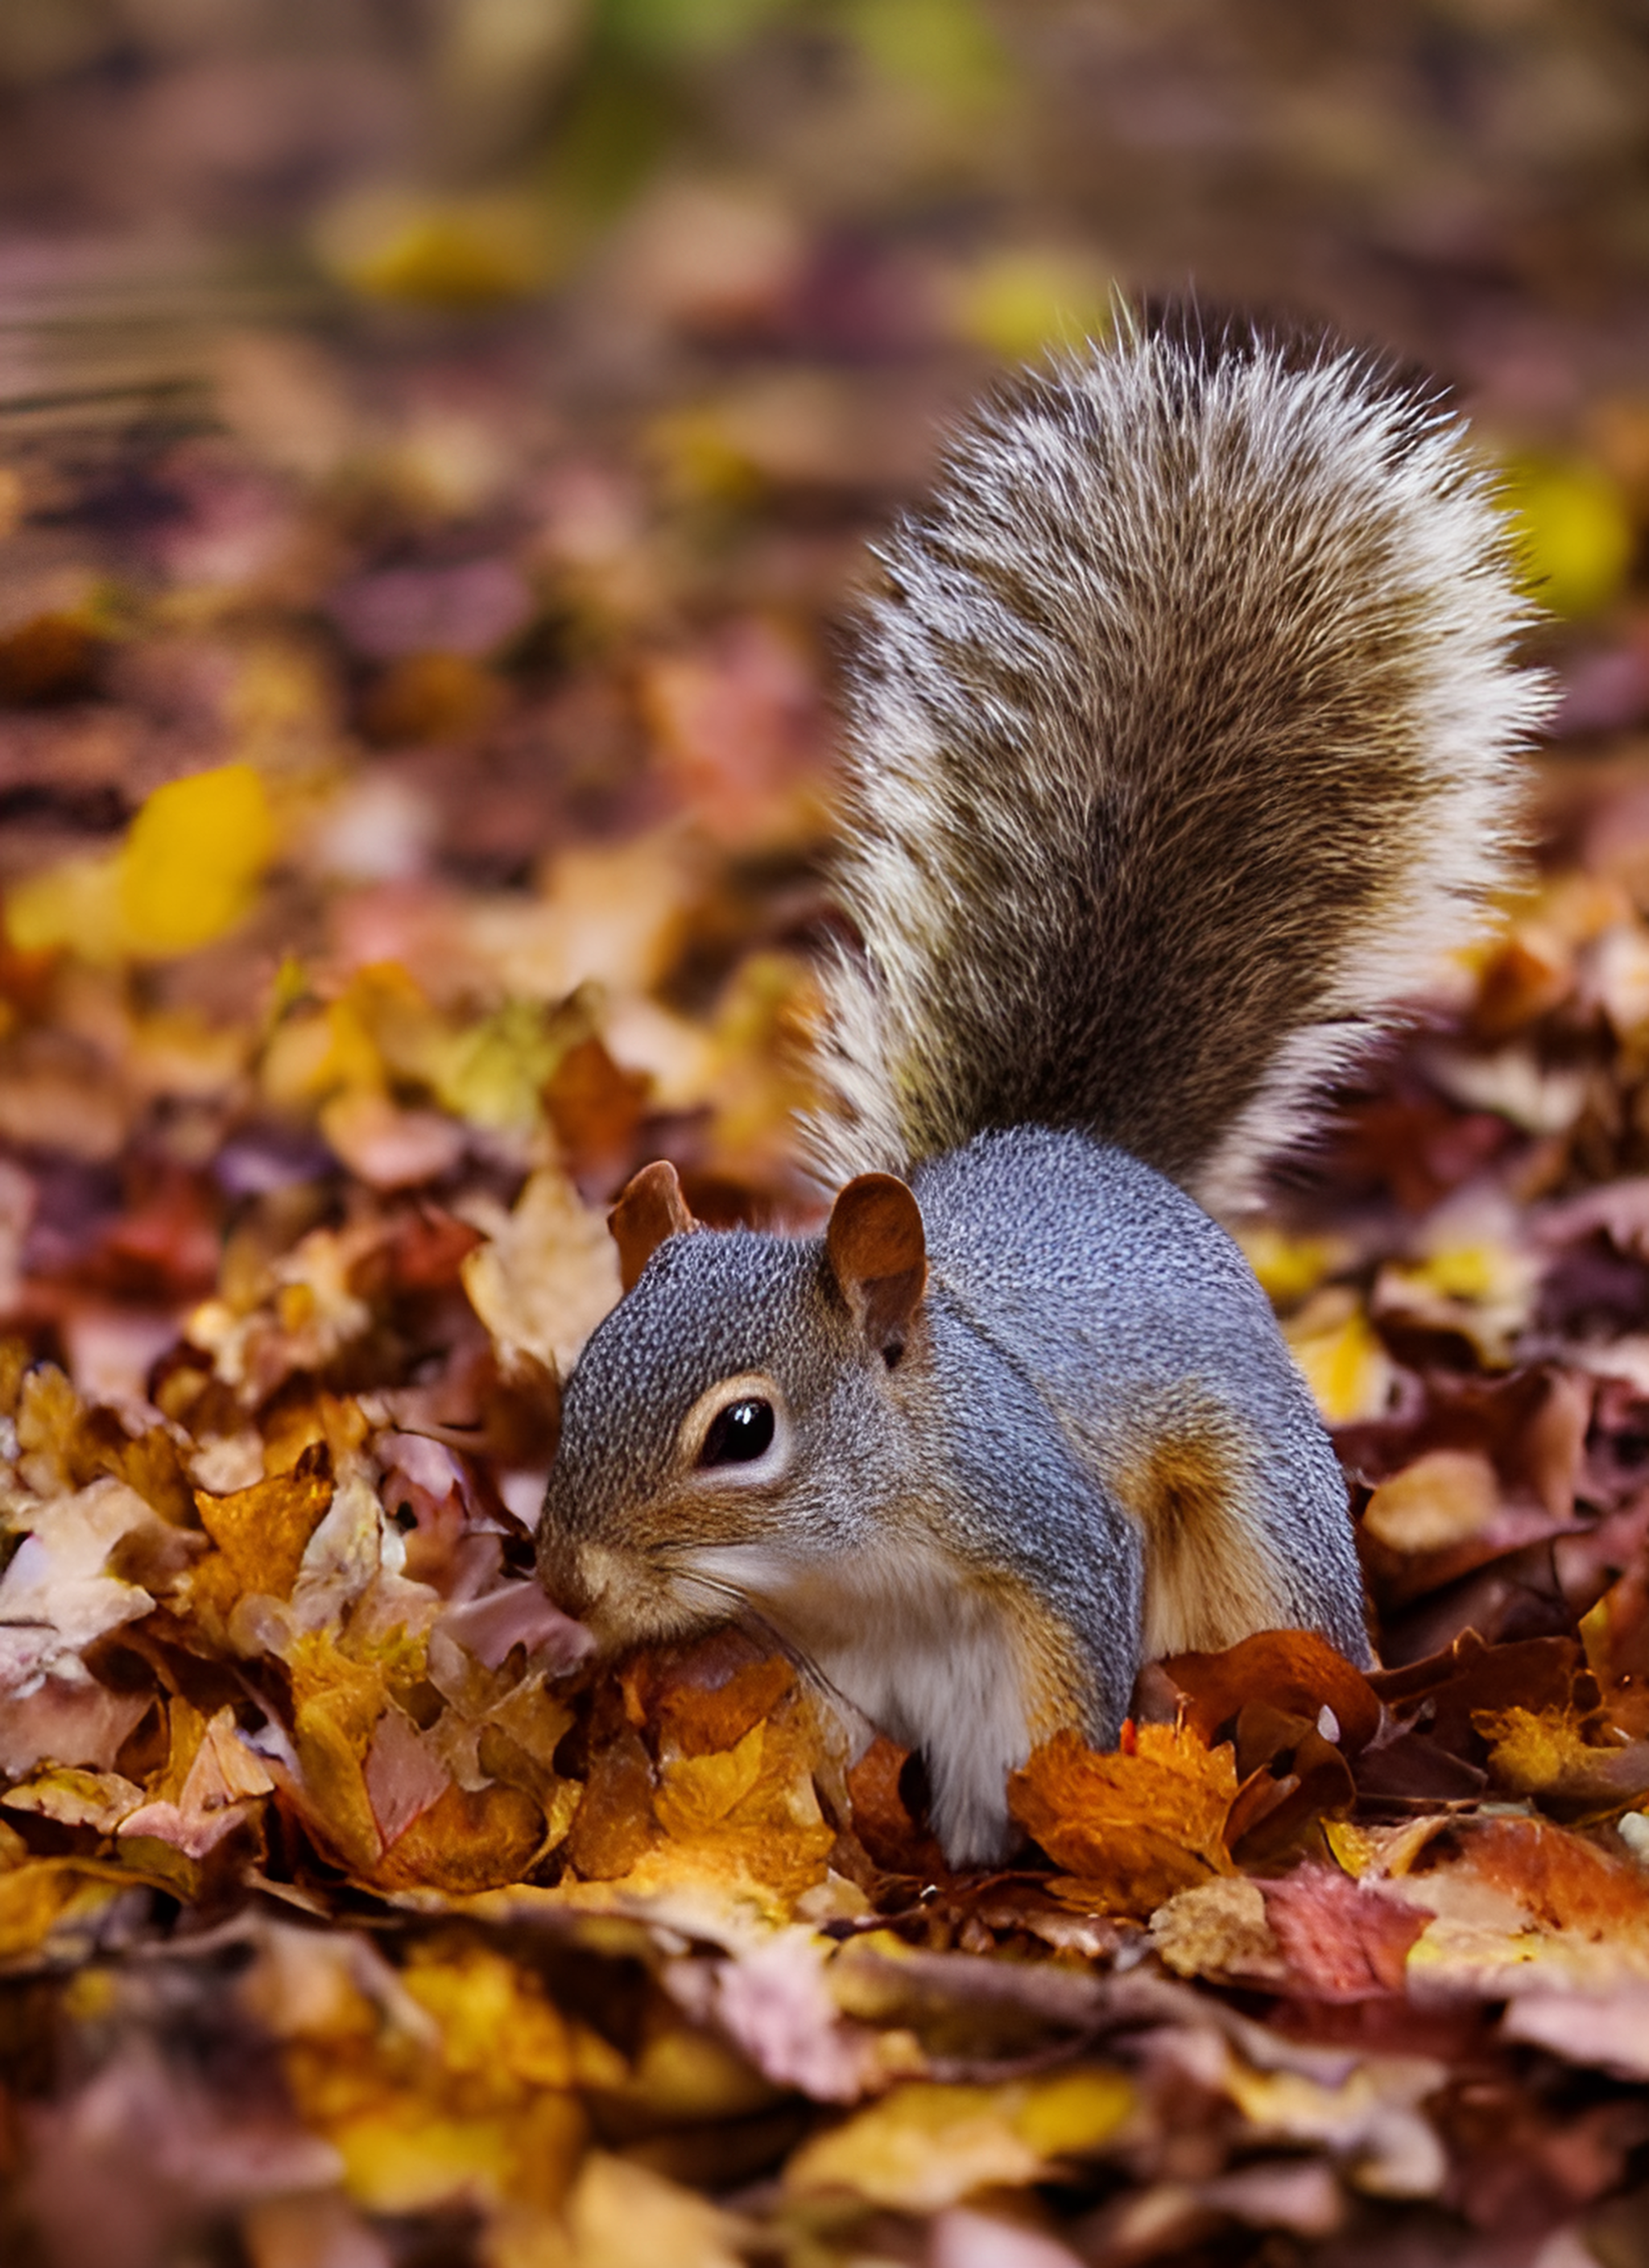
[661,1562,870,1730]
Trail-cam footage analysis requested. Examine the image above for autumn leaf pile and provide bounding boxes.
[14,9,1649,2265]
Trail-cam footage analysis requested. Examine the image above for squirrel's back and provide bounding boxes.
[915,1126,1369,1669]
[814,308,1549,1206]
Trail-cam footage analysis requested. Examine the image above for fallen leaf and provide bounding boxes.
[1162,1631,1382,1755]
[1363,1449,1500,1553]
[0,1477,162,1691]
[1009,1724,1238,1919]
[1476,1703,1649,1813]
[193,1441,335,1604]
[784,2067,1132,2211]
[1260,1862,1428,2001]
[460,1165,621,1379]
[2,1765,145,1832]
[1150,1876,1288,1986]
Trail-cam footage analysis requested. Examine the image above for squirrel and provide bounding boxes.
[536,307,1548,1868]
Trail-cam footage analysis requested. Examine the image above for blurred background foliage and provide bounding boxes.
[6,0,1649,381]
[4,0,1649,899]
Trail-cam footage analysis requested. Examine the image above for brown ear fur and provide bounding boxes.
[609,1161,696,1293]
[826,1173,927,1347]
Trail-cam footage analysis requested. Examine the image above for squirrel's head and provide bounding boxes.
[536,1161,930,1657]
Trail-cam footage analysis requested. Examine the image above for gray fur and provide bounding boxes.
[915,1128,1369,1664]
[812,309,1550,1205]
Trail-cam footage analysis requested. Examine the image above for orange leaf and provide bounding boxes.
[370,1781,546,1894]
[655,1654,795,1760]
[544,1033,651,1183]
[194,1439,334,1600]
[1008,1724,1238,1919]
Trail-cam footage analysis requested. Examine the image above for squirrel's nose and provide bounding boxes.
[535,1524,596,1622]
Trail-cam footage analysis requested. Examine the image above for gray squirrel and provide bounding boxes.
[536,307,1548,1867]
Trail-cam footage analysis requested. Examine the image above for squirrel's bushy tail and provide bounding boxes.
[811,308,1550,1206]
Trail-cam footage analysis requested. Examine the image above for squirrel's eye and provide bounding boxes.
[698,1398,775,1467]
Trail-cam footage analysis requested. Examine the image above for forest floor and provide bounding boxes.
[7,6,1649,2266]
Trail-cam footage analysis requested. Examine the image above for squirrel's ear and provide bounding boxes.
[825,1173,928,1350]
[609,1160,696,1293]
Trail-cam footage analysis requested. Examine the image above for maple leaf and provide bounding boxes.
[192,1440,335,1608]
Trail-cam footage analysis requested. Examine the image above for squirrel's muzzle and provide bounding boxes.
[535,1520,597,1624]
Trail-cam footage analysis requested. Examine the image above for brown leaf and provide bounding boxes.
[1162,1630,1382,1755]
[0,612,101,702]
[1224,1716,1358,1867]
[845,1735,950,1878]
[655,1654,795,1760]
[1370,1630,1597,1765]
[358,652,504,745]
[565,1721,657,1881]
[545,1033,652,1187]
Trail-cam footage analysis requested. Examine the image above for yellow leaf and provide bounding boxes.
[283,1630,394,1869]
[563,2150,747,2268]
[117,762,277,956]
[1373,1211,1541,1366]
[0,1860,129,1961]
[2,851,124,960]
[1238,1226,1348,1312]
[262,993,386,1108]
[654,1720,767,1837]
[1012,2066,1134,2158]
[1219,2054,1445,2196]
[950,247,1110,361]
[402,1940,577,2091]
[426,998,565,1133]
[1286,1299,1395,1425]
[194,1443,335,1600]
[1,1768,144,1833]
[319,189,560,308]
[787,2080,1040,2208]
[329,2100,530,2213]
[786,2067,1130,2211]
[1506,453,1634,619]
[1478,1705,1592,1794]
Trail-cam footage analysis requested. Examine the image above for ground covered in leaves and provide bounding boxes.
[12,6,1649,2267]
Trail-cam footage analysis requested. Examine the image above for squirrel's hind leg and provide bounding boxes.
[1118,1396,1372,1667]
